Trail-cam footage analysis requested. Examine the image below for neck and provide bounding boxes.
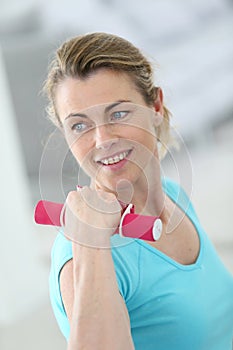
[116,162,170,228]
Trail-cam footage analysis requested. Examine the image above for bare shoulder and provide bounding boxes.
[60,259,74,321]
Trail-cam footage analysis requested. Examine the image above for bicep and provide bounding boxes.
[60,258,131,325]
[60,259,74,322]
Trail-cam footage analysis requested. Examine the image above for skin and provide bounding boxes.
[55,69,200,349]
[56,69,165,215]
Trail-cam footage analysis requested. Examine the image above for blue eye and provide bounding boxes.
[71,123,87,132]
[112,111,128,120]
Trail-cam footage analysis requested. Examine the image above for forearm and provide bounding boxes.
[67,244,134,350]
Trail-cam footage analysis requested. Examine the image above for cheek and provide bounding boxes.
[133,127,157,149]
[69,138,92,165]
[70,144,82,162]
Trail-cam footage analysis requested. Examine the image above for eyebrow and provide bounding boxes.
[64,100,130,120]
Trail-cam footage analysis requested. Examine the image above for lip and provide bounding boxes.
[97,149,133,171]
[95,149,133,163]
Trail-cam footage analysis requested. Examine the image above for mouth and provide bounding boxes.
[96,149,132,166]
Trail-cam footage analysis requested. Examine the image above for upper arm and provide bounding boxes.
[60,258,131,325]
[60,258,74,322]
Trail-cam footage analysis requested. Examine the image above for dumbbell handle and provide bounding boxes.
[34,200,162,241]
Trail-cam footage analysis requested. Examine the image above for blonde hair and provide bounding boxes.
[43,32,174,158]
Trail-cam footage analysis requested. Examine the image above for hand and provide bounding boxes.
[62,187,122,248]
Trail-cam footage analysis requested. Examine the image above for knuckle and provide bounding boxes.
[66,191,79,205]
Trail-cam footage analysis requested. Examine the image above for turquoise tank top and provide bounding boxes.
[49,178,233,349]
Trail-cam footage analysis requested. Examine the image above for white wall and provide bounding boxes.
[0,47,48,325]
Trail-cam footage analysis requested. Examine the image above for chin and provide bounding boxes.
[100,171,140,193]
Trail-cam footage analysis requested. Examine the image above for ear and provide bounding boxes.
[154,87,164,114]
[152,87,164,127]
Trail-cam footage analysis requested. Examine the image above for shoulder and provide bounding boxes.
[49,232,72,339]
[162,177,190,203]
[50,231,73,273]
[49,231,141,334]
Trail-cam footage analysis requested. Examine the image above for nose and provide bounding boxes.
[95,124,119,150]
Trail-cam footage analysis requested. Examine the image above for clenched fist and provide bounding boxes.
[62,187,122,248]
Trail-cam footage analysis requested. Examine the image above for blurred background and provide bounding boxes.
[0,0,232,349]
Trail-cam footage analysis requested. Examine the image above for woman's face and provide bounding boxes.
[55,69,163,192]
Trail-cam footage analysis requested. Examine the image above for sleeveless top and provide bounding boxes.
[49,178,233,349]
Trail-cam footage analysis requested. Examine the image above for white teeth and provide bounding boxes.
[100,151,130,165]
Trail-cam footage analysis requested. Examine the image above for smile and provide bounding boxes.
[98,150,131,165]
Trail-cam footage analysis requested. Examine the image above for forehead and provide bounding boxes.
[55,70,146,120]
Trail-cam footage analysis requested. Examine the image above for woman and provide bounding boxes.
[44,32,233,349]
